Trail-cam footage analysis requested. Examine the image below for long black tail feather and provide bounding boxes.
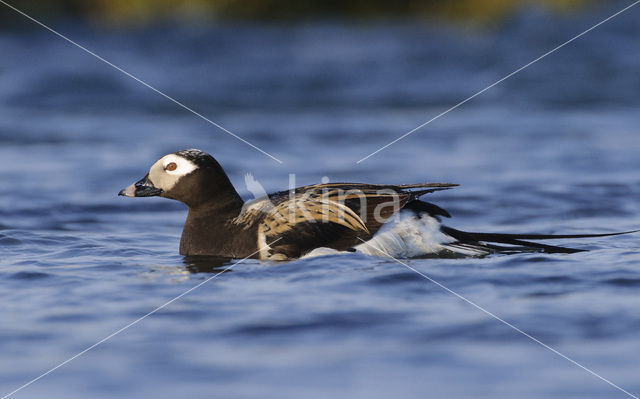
[440,226,638,254]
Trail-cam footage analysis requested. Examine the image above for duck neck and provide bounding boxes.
[188,192,244,218]
[179,191,246,257]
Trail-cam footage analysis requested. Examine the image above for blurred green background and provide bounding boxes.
[2,0,591,27]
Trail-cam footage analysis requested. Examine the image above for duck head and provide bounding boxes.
[119,149,241,209]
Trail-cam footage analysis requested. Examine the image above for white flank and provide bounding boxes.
[354,212,454,258]
[302,211,488,259]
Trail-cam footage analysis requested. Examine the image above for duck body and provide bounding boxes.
[119,149,632,260]
[176,180,454,260]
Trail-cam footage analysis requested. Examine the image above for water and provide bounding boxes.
[2,3,640,398]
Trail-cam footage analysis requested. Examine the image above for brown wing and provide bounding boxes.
[260,182,457,259]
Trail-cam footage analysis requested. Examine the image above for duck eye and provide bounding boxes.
[166,162,177,171]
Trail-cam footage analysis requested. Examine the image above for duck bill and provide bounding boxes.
[118,174,163,197]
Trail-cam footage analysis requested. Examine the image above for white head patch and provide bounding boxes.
[148,153,198,191]
[161,154,197,176]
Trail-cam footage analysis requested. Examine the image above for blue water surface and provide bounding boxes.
[1,3,640,398]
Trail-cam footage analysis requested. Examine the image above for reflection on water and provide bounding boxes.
[182,255,235,273]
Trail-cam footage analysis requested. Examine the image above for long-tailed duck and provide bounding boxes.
[119,149,632,260]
